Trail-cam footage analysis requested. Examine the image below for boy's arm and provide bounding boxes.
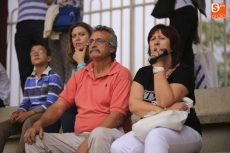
[14,87,33,123]
[18,79,31,112]
[34,73,63,113]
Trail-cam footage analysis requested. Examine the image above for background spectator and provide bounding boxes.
[44,0,84,84]
[0,63,10,107]
[15,0,49,92]
[169,0,206,76]
[60,21,93,133]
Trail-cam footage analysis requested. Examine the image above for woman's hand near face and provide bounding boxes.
[152,55,166,67]
[151,49,170,67]
[73,46,87,64]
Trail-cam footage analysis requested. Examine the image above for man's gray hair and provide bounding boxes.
[93,25,117,60]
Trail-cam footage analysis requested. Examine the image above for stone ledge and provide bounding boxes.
[198,112,230,124]
[0,106,17,122]
[195,87,230,115]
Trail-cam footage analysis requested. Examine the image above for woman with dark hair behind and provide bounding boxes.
[44,0,85,84]
[60,21,93,133]
[111,24,202,153]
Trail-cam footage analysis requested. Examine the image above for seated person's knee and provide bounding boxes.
[90,127,107,139]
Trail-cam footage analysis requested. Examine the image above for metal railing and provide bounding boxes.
[7,0,229,106]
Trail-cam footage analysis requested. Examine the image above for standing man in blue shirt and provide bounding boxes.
[15,0,49,92]
[0,43,63,153]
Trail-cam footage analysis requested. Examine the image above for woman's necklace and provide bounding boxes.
[166,69,174,78]
[165,64,179,78]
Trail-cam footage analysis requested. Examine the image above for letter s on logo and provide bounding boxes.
[212,3,220,12]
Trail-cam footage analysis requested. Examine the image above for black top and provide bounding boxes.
[133,63,201,135]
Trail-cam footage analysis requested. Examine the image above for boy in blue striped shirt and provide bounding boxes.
[0,43,63,153]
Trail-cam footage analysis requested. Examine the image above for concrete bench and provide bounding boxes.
[195,87,230,153]
[0,106,18,122]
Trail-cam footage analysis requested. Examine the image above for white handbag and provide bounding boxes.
[132,97,193,142]
[193,44,218,89]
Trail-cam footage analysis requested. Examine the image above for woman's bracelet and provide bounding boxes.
[76,62,86,71]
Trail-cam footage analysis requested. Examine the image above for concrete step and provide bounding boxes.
[3,137,19,153]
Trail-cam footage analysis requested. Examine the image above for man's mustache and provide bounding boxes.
[89,48,101,54]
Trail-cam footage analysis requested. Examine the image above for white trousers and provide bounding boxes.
[111,126,202,153]
[25,127,124,153]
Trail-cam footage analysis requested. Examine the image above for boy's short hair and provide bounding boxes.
[31,43,51,56]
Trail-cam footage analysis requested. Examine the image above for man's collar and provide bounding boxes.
[85,59,120,76]
[31,66,51,76]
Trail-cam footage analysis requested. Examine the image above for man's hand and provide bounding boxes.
[75,137,89,153]
[24,122,44,145]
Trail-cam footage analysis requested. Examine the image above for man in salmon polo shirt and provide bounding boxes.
[24,25,133,153]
